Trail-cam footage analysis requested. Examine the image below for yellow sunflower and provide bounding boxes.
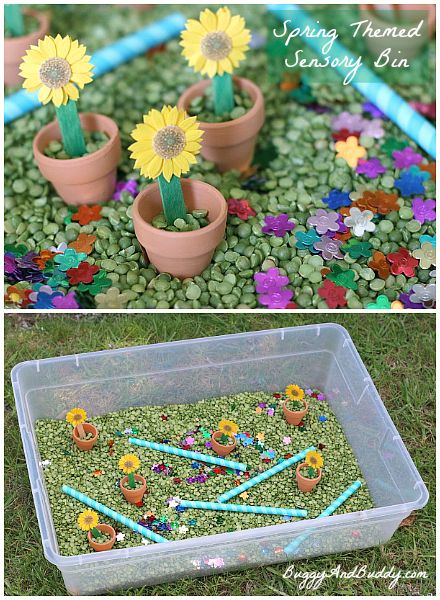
[218,419,239,437]
[180,7,251,78]
[305,450,324,470]
[285,384,305,401]
[66,407,87,426]
[129,105,203,182]
[77,509,99,532]
[19,34,94,107]
[118,453,140,474]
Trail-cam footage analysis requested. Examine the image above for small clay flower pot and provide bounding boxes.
[120,474,147,504]
[132,178,227,279]
[296,463,322,493]
[5,8,50,86]
[72,423,98,451]
[211,431,237,457]
[359,5,435,61]
[177,76,265,173]
[283,399,308,426]
[88,523,116,552]
[33,112,121,206]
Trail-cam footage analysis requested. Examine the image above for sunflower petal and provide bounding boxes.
[162,159,174,182]
[55,34,71,59]
[52,87,64,107]
[199,8,217,31]
[65,82,79,101]
[216,6,231,31]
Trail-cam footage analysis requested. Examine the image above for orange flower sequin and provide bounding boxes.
[32,249,56,269]
[68,232,97,255]
[368,251,391,280]
[355,190,399,215]
[72,205,102,226]
[419,162,436,182]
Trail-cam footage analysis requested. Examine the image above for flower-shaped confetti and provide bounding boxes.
[394,171,425,197]
[261,213,295,237]
[322,190,351,210]
[331,128,360,142]
[381,137,407,156]
[387,248,418,277]
[392,146,423,169]
[30,288,63,309]
[307,209,340,235]
[363,102,386,119]
[410,284,436,306]
[354,190,400,215]
[180,7,251,78]
[420,234,436,248]
[52,291,80,309]
[77,270,112,295]
[114,179,138,201]
[399,292,424,309]
[254,267,288,293]
[227,198,256,220]
[411,198,436,224]
[67,262,99,285]
[258,288,293,309]
[295,228,321,252]
[412,243,436,270]
[68,233,96,255]
[419,162,436,181]
[335,136,366,168]
[356,158,385,178]
[326,264,357,289]
[367,295,391,309]
[343,207,375,237]
[54,248,87,272]
[368,251,390,280]
[71,205,102,226]
[341,239,373,259]
[318,279,347,309]
[361,118,384,139]
[95,287,130,309]
[313,236,344,260]
[332,111,366,132]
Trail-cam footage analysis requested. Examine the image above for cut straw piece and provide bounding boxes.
[62,485,168,543]
[179,499,307,518]
[128,437,247,471]
[284,480,362,555]
[217,446,315,503]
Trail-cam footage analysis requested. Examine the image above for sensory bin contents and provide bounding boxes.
[4,4,436,309]
[35,388,374,557]
[43,131,109,160]
[188,87,254,123]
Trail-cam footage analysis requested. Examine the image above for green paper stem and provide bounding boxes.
[127,472,136,489]
[54,100,86,158]
[157,174,187,225]
[91,526,102,538]
[5,5,24,37]
[212,73,235,116]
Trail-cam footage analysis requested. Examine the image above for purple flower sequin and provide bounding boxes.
[258,288,293,309]
[356,158,386,178]
[361,119,384,139]
[313,236,344,260]
[52,291,80,309]
[332,111,365,132]
[392,147,423,169]
[412,198,436,224]
[261,214,295,237]
[254,268,289,293]
[307,209,340,235]
[362,102,386,119]
[114,179,138,201]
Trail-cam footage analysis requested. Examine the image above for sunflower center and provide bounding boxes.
[84,515,94,525]
[73,413,82,421]
[201,31,232,61]
[124,460,134,469]
[153,125,186,160]
[39,57,72,89]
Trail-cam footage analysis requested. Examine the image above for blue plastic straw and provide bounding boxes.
[217,446,315,503]
[284,480,362,555]
[62,484,168,544]
[268,4,436,158]
[4,12,186,124]
[129,437,247,471]
[179,499,307,517]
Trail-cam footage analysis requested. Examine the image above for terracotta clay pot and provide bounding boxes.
[120,474,147,504]
[33,113,121,206]
[132,178,227,279]
[88,523,116,552]
[72,423,98,451]
[5,8,50,86]
[177,76,265,173]
[359,5,435,60]
[211,431,237,457]
[296,463,322,493]
[283,399,308,426]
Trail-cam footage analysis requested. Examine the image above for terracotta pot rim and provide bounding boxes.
[5,8,50,50]
[296,462,322,482]
[33,112,119,169]
[283,398,308,413]
[87,523,116,540]
[132,179,227,241]
[72,422,98,443]
[120,474,146,490]
[212,430,236,444]
[179,76,264,132]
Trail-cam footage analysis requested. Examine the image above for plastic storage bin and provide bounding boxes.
[12,324,428,595]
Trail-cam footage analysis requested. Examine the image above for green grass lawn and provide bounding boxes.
[4,314,435,595]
